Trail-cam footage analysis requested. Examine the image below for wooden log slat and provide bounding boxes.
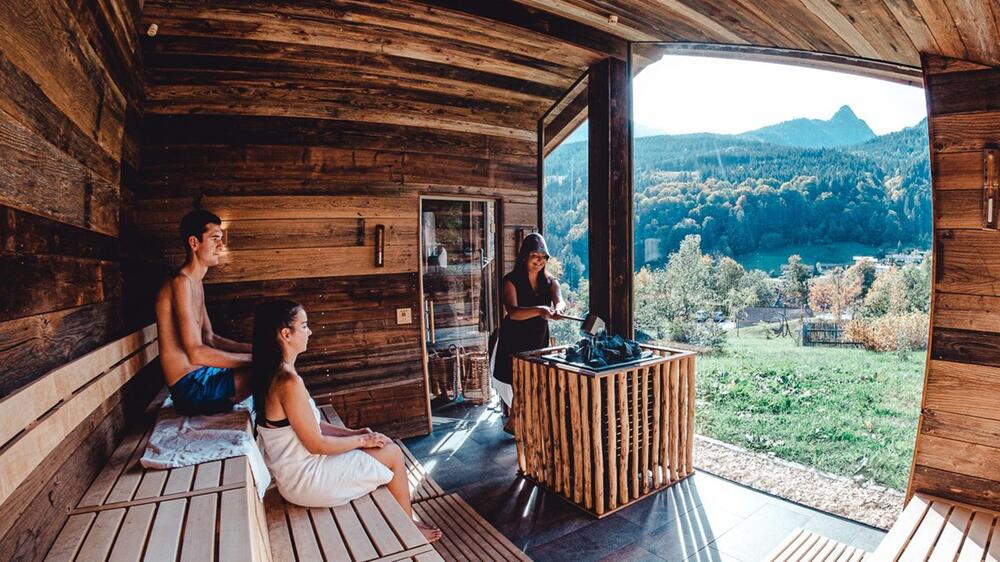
[309,507,351,561]
[591,376,604,516]
[669,359,681,483]
[617,372,629,502]
[686,356,696,475]
[902,500,953,560]
[630,369,640,500]
[547,365,561,494]
[606,374,617,511]
[653,362,663,489]
[558,368,570,495]
[513,359,525,474]
[641,368,650,494]
[580,374,592,510]
[334,501,380,561]
[569,369,582,504]
[264,491,295,562]
[354,493,405,556]
[955,511,993,562]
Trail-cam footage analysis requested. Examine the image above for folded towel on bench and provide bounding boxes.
[140,397,271,498]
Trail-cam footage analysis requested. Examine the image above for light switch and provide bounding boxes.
[396,308,412,325]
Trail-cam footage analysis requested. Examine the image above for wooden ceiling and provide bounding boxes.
[516,0,1000,69]
[140,0,1000,153]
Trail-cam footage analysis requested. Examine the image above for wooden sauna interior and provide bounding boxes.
[2,0,1000,558]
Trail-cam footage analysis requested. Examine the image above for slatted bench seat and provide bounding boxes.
[0,323,271,561]
[411,495,530,562]
[868,493,1000,562]
[765,529,867,562]
[46,399,270,561]
[265,486,442,562]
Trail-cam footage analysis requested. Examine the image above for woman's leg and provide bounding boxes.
[363,444,442,542]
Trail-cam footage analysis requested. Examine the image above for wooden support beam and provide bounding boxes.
[588,57,633,337]
[412,0,627,59]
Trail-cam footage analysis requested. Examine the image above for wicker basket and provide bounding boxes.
[460,348,493,405]
[428,346,459,400]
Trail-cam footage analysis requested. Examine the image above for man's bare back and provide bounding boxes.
[157,213,253,413]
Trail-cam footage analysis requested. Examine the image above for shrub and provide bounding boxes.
[844,312,929,351]
[668,320,728,352]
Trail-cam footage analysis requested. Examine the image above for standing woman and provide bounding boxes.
[491,233,565,433]
[253,300,441,542]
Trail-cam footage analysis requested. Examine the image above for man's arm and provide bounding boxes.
[201,307,252,353]
[174,277,252,368]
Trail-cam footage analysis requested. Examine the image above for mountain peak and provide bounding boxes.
[832,105,859,121]
[738,106,875,148]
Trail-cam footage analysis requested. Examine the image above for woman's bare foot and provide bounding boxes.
[416,521,443,543]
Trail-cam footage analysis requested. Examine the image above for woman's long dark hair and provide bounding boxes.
[251,299,303,425]
[511,233,551,295]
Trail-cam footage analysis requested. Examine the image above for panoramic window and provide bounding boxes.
[545,53,931,525]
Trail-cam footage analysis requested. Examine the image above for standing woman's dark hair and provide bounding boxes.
[511,232,552,293]
[252,299,303,425]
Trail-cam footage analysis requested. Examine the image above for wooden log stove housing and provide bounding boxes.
[2,0,1000,558]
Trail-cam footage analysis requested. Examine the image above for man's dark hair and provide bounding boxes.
[179,209,222,253]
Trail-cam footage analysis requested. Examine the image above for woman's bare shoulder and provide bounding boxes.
[273,366,305,394]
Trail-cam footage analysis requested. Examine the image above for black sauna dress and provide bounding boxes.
[493,270,552,385]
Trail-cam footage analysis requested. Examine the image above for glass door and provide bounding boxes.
[420,198,498,402]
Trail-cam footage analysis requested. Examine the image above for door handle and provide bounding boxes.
[427,299,436,344]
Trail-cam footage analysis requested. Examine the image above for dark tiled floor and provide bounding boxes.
[403,400,886,562]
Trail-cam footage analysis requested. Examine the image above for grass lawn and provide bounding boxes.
[694,327,924,491]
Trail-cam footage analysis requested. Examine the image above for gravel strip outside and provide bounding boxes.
[694,434,904,530]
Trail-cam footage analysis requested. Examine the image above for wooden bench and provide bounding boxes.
[0,324,270,561]
[46,395,270,561]
[868,493,1000,561]
[765,529,866,562]
[411,495,530,562]
[768,492,1000,562]
[266,486,443,561]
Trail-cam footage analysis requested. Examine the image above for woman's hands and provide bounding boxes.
[356,431,391,449]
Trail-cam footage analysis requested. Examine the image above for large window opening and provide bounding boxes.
[544,51,931,526]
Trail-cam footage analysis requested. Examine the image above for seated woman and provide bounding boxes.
[253,299,441,542]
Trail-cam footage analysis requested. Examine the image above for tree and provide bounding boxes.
[715,257,746,303]
[808,267,862,322]
[664,235,714,320]
[847,260,877,298]
[782,254,811,306]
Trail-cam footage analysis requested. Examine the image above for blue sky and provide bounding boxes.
[632,55,927,136]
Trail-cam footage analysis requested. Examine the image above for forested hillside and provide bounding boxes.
[543,116,930,287]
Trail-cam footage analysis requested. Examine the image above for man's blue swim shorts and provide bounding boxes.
[169,366,236,415]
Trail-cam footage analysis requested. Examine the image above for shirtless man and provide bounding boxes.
[155,209,253,415]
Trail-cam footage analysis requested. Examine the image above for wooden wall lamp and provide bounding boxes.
[985,148,998,229]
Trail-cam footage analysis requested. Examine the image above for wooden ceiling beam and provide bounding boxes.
[412,0,628,59]
[143,36,568,100]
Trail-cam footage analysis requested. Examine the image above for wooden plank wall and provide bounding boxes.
[0,0,150,558]
[133,1,595,436]
[910,54,1000,511]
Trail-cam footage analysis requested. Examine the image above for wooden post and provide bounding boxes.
[588,57,633,338]
[669,359,680,483]
[641,368,650,494]
[559,370,570,494]
[630,370,640,499]
[686,356,697,476]
[514,359,526,473]
[569,372,583,504]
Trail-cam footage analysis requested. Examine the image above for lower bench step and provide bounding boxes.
[765,529,867,562]
[412,494,530,562]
